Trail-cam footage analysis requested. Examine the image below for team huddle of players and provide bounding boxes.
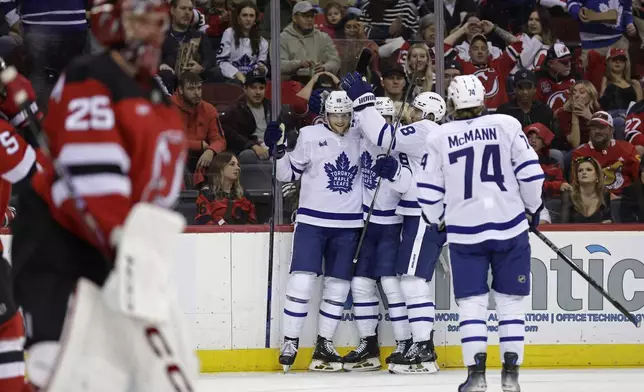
[265,72,545,392]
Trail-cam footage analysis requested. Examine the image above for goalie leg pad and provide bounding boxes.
[45,278,198,392]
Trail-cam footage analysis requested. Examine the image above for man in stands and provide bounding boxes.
[573,111,642,222]
[159,0,215,92]
[172,71,226,187]
[625,100,644,156]
[498,68,555,129]
[535,43,576,112]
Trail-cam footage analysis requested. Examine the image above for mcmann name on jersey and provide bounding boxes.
[448,128,498,148]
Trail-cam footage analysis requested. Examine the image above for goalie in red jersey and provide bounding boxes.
[4,1,199,391]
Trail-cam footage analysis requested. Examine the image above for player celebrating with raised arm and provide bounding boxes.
[264,91,363,373]
[7,1,199,391]
[342,97,413,371]
[417,75,544,392]
[341,72,447,374]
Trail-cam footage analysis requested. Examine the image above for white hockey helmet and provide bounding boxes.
[375,97,396,117]
[411,92,446,122]
[447,75,485,110]
[324,90,353,134]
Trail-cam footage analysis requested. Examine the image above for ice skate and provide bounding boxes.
[501,352,521,392]
[386,338,412,371]
[342,335,381,371]
[279,337,299,373]
[308,335,343,372]
[458,353,487,392]
[390,339,439,374]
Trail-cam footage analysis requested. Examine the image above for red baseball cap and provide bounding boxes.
[589,111,614,128]
[607,48,627,60]
[524,122,554,146]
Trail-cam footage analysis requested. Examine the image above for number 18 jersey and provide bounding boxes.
[417,114,544,244]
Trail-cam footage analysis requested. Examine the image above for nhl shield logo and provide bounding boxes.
[360,151,377,190]
[324,152,358,194]
[517,275,527,284]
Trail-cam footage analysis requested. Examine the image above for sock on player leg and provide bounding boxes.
[380,276,411,341]
[318,277,350,340]
[0,312,25,391]
[457,293,489,366]
[400,275,434,342]
[283,272,317,339]
[350,277,379,338]
[493,291,527,365]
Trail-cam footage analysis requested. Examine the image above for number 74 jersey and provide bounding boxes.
[417,114,544,245]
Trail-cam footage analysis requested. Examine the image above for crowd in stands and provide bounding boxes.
[2,0,644,226]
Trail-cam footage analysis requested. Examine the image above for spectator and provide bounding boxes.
[442,59,462,95]
[159,0,215,93]
[260,0,298,39]
[449,33,522,111]
[599,49,643,112]
[215,1,269,84]
[635,0,644,49]
[498,69,555,130]
[172,71,226,184]
[377,13,438,70]
[448,14,507,62]
[560,156,612,223]
[358,0,419,43]
[625,99,644,155]
[554,80,601,150]
[0,1,21,59]
[405,43,433,96]
[198,0,233,51]
[334,13,379,77]
[567,0,636,68]
[518,7,559,72]
[424,0,477,35]
[195,152,257,225]
[297,71,340,124]
[377,63,410,113]
[534,43,577,112]
[318,1,345,38]
[20,0,87,112]
[572,111,641,222]
[279,1,340,83]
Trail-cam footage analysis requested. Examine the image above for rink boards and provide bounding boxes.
[3,225,644,372]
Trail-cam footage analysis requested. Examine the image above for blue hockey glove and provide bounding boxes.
[373,155,399,182]
[526,203,544,231]
[264,121,285,158]
[340,71,375,111]
[308,89,325,115]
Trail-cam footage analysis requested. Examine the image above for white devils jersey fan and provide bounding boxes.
[625,100,644,149]
[5,0,199,391]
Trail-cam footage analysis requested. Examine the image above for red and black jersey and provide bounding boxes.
[535,75,575,112]
[0,119,39,250]
[572,140,640,196]
[31,53,187,250]
[625,100,644,147]
[194,186,256,225]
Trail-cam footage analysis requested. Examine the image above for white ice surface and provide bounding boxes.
[199,368,644,392]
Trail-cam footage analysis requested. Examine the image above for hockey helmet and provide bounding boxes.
[375,97,396,117]
[411,92,446,122]
[447,75,485,110]
[324,91,353,135]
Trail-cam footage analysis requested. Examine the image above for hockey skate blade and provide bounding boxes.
[342,357,381,372]
[390,361,439,375]
[282,365,292,374]
[308,360,343,372]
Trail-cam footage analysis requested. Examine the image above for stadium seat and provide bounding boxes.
[175,189,199,225]
[240,162,273,198]
[202,83,243,107]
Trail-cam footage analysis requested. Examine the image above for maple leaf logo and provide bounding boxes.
[360,151,377,190]
[324,152,358,194]
[233,54,256,74]
[599,0,623,27]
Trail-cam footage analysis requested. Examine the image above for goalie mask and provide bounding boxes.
[375,97,395,124]
[90,0,170,76]
[324,91,353,135]
[410,92,446,123]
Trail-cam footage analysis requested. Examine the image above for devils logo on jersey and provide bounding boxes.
[474,68,500,99]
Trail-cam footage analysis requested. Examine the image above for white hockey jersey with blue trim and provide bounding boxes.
[276,123,363,228]
[417,113,544,244]
[355,106,440,216]
[360,133,412,225]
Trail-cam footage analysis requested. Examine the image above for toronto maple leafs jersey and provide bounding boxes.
[360,134,412,225]
[277,123,363,228]
[355,106,440,216]
[216,27,269,79]
[417,114,544,245]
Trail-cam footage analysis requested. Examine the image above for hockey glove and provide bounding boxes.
[0,67,41,127]
[308,89,325,115]
[340,71,375,111]
[373,155,399,182]
[264,121,285,158]
[526,203,544,231]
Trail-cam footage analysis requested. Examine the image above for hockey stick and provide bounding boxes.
[265,141,277,348]
[352,73,419,265]
[531,228,641,328]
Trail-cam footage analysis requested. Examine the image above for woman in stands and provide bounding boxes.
[195,152,257,225]
[405,43,434,97]
[334,13,379,77]
[554,80,601,150]
[518,7,559,71]
[561,157,612,223]
[215,0,268,84]
[599,49,643,112]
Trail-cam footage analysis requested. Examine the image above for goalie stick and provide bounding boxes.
[532,227,641,328]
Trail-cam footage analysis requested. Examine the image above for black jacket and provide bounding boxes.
[161,27,214,72]
[496,99,555,130]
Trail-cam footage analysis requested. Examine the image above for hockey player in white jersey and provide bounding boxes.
[264,91,363,373]
[417,75,544,392]
[342,97,413,371]
[341,72,447,374]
